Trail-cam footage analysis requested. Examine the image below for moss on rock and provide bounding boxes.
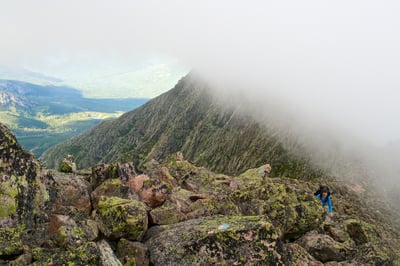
[0,227,23,259]
[95,196,148,241]
[32,242,100,265]
[145,215,282,265]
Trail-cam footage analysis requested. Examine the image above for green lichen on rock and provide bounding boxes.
[342,219,399,264]
[0,178,18,218]
[32,242,100,265]
[54,225,87,249]
[105,163,120,179]
[0,227,23,258]
[146,215,282,265]
[149,200,185,225]
[229,168,323,241]
[59,161,73,173]
[95,196,148,241]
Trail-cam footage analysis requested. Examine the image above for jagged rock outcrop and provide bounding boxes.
[1,122,400,265]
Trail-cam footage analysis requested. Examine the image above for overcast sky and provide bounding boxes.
[1,0,400,147]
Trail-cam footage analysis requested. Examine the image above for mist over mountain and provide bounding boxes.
[39,73,357,180]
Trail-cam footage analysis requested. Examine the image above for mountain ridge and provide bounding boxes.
[41,73,323,178]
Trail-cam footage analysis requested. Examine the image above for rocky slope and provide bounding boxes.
[41,73,323,180]
[1,123,400,265]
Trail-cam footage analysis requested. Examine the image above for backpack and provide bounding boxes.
[314,185,333,197]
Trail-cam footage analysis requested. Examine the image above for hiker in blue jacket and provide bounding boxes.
[316,186,333,217]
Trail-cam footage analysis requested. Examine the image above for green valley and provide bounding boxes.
[0,80,147,156]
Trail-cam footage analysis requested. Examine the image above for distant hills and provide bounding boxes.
[0,61,189,99]
[41,73,323,178]
[0,80,148,156]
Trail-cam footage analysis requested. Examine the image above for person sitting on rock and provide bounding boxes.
[316,186,333,217]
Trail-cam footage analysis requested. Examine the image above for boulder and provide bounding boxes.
[59,154,76,173]
[97,239,123,266]
[149,200,186,225]
[90,163,120,190]
[231,171,323,241]
[323,223,350,243]
[52,225,86,249]
[345,219,369,245]
[149,187,239,225]
[95,196,148,241]
[126,174,149,193]
[8,245,32,265]
[80,219,99,242]
[297,231,355,262]
[91,178,133,209]
[31,242,100,265]
[282,243,323,266]
[145,215,282,265]
[117,239,149,266]
[52,173,92,217]
[49,214,77,235]
[0,227,23,261]
[116,162,140,183]
[138,183,169,208]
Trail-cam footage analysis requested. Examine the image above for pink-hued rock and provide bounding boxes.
[127,174,150,193]
[51,174,92,216]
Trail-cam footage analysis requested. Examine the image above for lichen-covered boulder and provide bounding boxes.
[323,223,350,244]
[90,162,139,191]
[97,239,123,266]
[80,219,99,242]
[59,154,76,173]
[149,187,239,225]
[8,245,32,265]
[281,243,323,266]
[138,181,169,208]
[117,238,150,266]
[145,215,282,265]
[31,242,100,265]
[95,196,148,241]
[278,201,324,241]
[52,173,92,216]
[49,214,77,234]
[0,124,52,228]
[149,200,186,225]
[344,219,369,245]
[231,169,324,241]
[52,225,87,249]
[0,227,23,261]
[297,230,356,262]
[91,178,136,209]
[341,219,397,264]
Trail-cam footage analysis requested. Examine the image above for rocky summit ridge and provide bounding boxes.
[40,73,323,180]
[1,122,400,265]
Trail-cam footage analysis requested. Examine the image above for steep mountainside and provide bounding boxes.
[0,80,147,156]
[41,74,322,178]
